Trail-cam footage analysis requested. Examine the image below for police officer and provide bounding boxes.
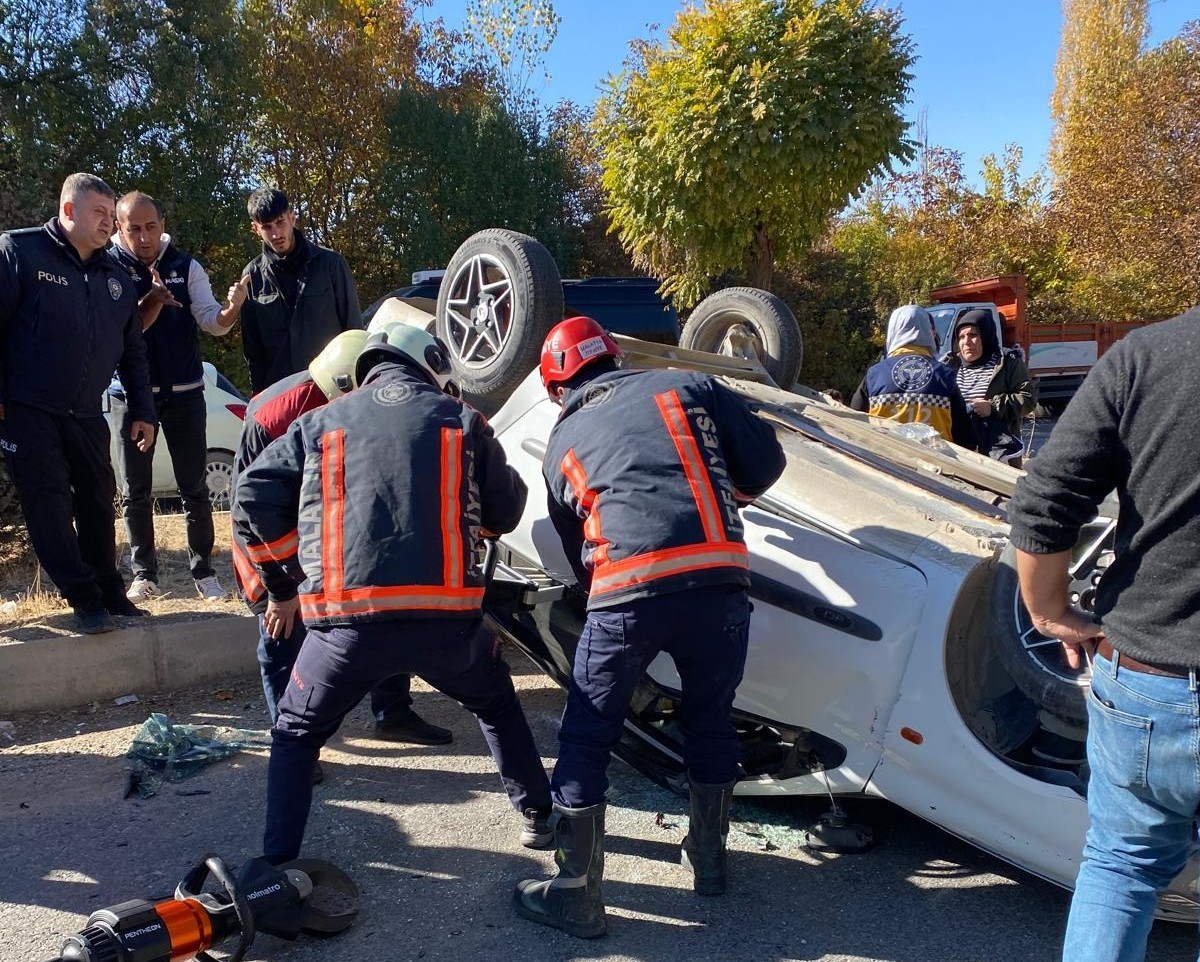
[233,325,552,863]
[110,191,250,603]
[232,327,452,768]
[514,317,786,938]
[0,173,156,634]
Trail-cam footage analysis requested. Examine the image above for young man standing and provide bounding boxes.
[110,191,250,602]
[238,188,361,395]
[0,174,156,633]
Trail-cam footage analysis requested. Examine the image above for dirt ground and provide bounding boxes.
[0,508,244,643]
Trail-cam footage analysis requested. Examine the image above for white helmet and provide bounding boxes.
[308,329,371,400]
[355,322,460,397]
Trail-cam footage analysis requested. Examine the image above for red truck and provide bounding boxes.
[927,275,1152,402]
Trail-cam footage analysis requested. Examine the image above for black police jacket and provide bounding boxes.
[0,219,153,421]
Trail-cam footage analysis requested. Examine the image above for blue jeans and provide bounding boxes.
[552,586,750,809]
[255,614,413,725]
[1062,651,1200,962]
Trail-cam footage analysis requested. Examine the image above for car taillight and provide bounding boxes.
[226,403,247,420]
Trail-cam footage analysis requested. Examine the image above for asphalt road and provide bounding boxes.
[2,655,1197,962]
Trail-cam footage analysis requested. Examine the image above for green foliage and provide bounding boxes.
[595,0,915,306]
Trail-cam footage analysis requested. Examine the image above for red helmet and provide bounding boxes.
[539,316,622,400]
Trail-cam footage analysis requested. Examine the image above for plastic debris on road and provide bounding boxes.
[123,712,271,799]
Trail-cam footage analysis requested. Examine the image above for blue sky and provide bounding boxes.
[423,0,1197,180]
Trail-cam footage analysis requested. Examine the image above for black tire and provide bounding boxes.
[679,287,803,388]
[205,450,235,511]
[435,229,564,412]
[988,541,1092,725]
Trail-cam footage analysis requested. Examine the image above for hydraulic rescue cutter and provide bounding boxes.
[47,854,358,962]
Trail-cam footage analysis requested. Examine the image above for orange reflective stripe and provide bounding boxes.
[244,528,299,564]
[441,428,464,588]
[561,448,609,565]
[230,532,267,603]
[654,390,725,543]
[300,585,485,619]
[590,541,748,595]
[322,429,346,596]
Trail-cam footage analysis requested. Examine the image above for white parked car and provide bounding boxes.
[104,361,246,509]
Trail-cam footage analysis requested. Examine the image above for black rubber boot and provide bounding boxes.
[514,802,606,938]
[680,778,735,895]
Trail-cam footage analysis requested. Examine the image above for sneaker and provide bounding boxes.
[373,712,453,746]
[195,575,225,600]
[103,594,148,617]
[126,577,159,603]
[74,603,115,635]
[520,808,554,849]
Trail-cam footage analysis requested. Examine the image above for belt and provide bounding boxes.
[1096,639,1191,678]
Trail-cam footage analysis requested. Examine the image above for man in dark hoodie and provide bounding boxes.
[943,307,1036,466]
[238,188,362,395]
[110,191,250,604]
[0,173,156,633]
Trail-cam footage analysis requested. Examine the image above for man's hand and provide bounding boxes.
[227,274,251,310]
[969,399,993,417]
[130,420,156,453]
[264,595,300,640]
[144,267,182,309]
[1033,607,1105,670]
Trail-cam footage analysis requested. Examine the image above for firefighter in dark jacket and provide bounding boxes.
[233,325,552,864]
[238,188,362,395]
[514,317,787,939]
[109,191,250,604]
[232,327,452,766]
[0,173,156,634]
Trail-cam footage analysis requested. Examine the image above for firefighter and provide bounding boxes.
[233,325,552,864]
[230,327,453,781]
[514,317,786,938]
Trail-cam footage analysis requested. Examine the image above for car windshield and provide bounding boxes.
[928,307,958,351]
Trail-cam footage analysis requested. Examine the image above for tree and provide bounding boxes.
[594,0,914,306]
[1051,4,1200,318]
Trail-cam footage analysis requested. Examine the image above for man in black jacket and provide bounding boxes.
[238,188,361,395]
[0,173,156,633]
[110,191,250,604]
[1010,318,1200,961]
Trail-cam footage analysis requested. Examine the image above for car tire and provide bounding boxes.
[988,541,1092,726]
[205,450,235,511]
[435,229,564,412]
[679,287,803,388]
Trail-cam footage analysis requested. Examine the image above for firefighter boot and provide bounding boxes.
[513,802,606,939]
[680,778,735,895]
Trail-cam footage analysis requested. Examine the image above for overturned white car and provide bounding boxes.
[378,230,1199,921]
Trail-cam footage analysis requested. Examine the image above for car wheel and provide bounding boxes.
[435,229,564,412]
[205,451,235,511]
[679,287,803,388]
[988,525,1113,727]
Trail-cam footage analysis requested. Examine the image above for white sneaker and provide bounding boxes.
[195,575,225,600]
[126,576,159,603]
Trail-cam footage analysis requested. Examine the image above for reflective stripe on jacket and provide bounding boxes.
[543,368,785,610]
[232,363,527,626]
[230,369,328,613]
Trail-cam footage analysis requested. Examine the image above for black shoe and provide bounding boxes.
[374,712,453,746]
[74,603,115,635]
[514,802,607,939]
[520,807,554,849]
[103,595,148,617]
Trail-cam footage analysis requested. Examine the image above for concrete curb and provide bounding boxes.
[0,614,259,712]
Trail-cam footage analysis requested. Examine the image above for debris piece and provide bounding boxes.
[123,712,271,798]
[174,789,212,797]
[19,802,29,809]
[113,694,139,706]
[803,808,875,854]
[653,811,679,830]
[0,600,16,615]
[212,689,236,701]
